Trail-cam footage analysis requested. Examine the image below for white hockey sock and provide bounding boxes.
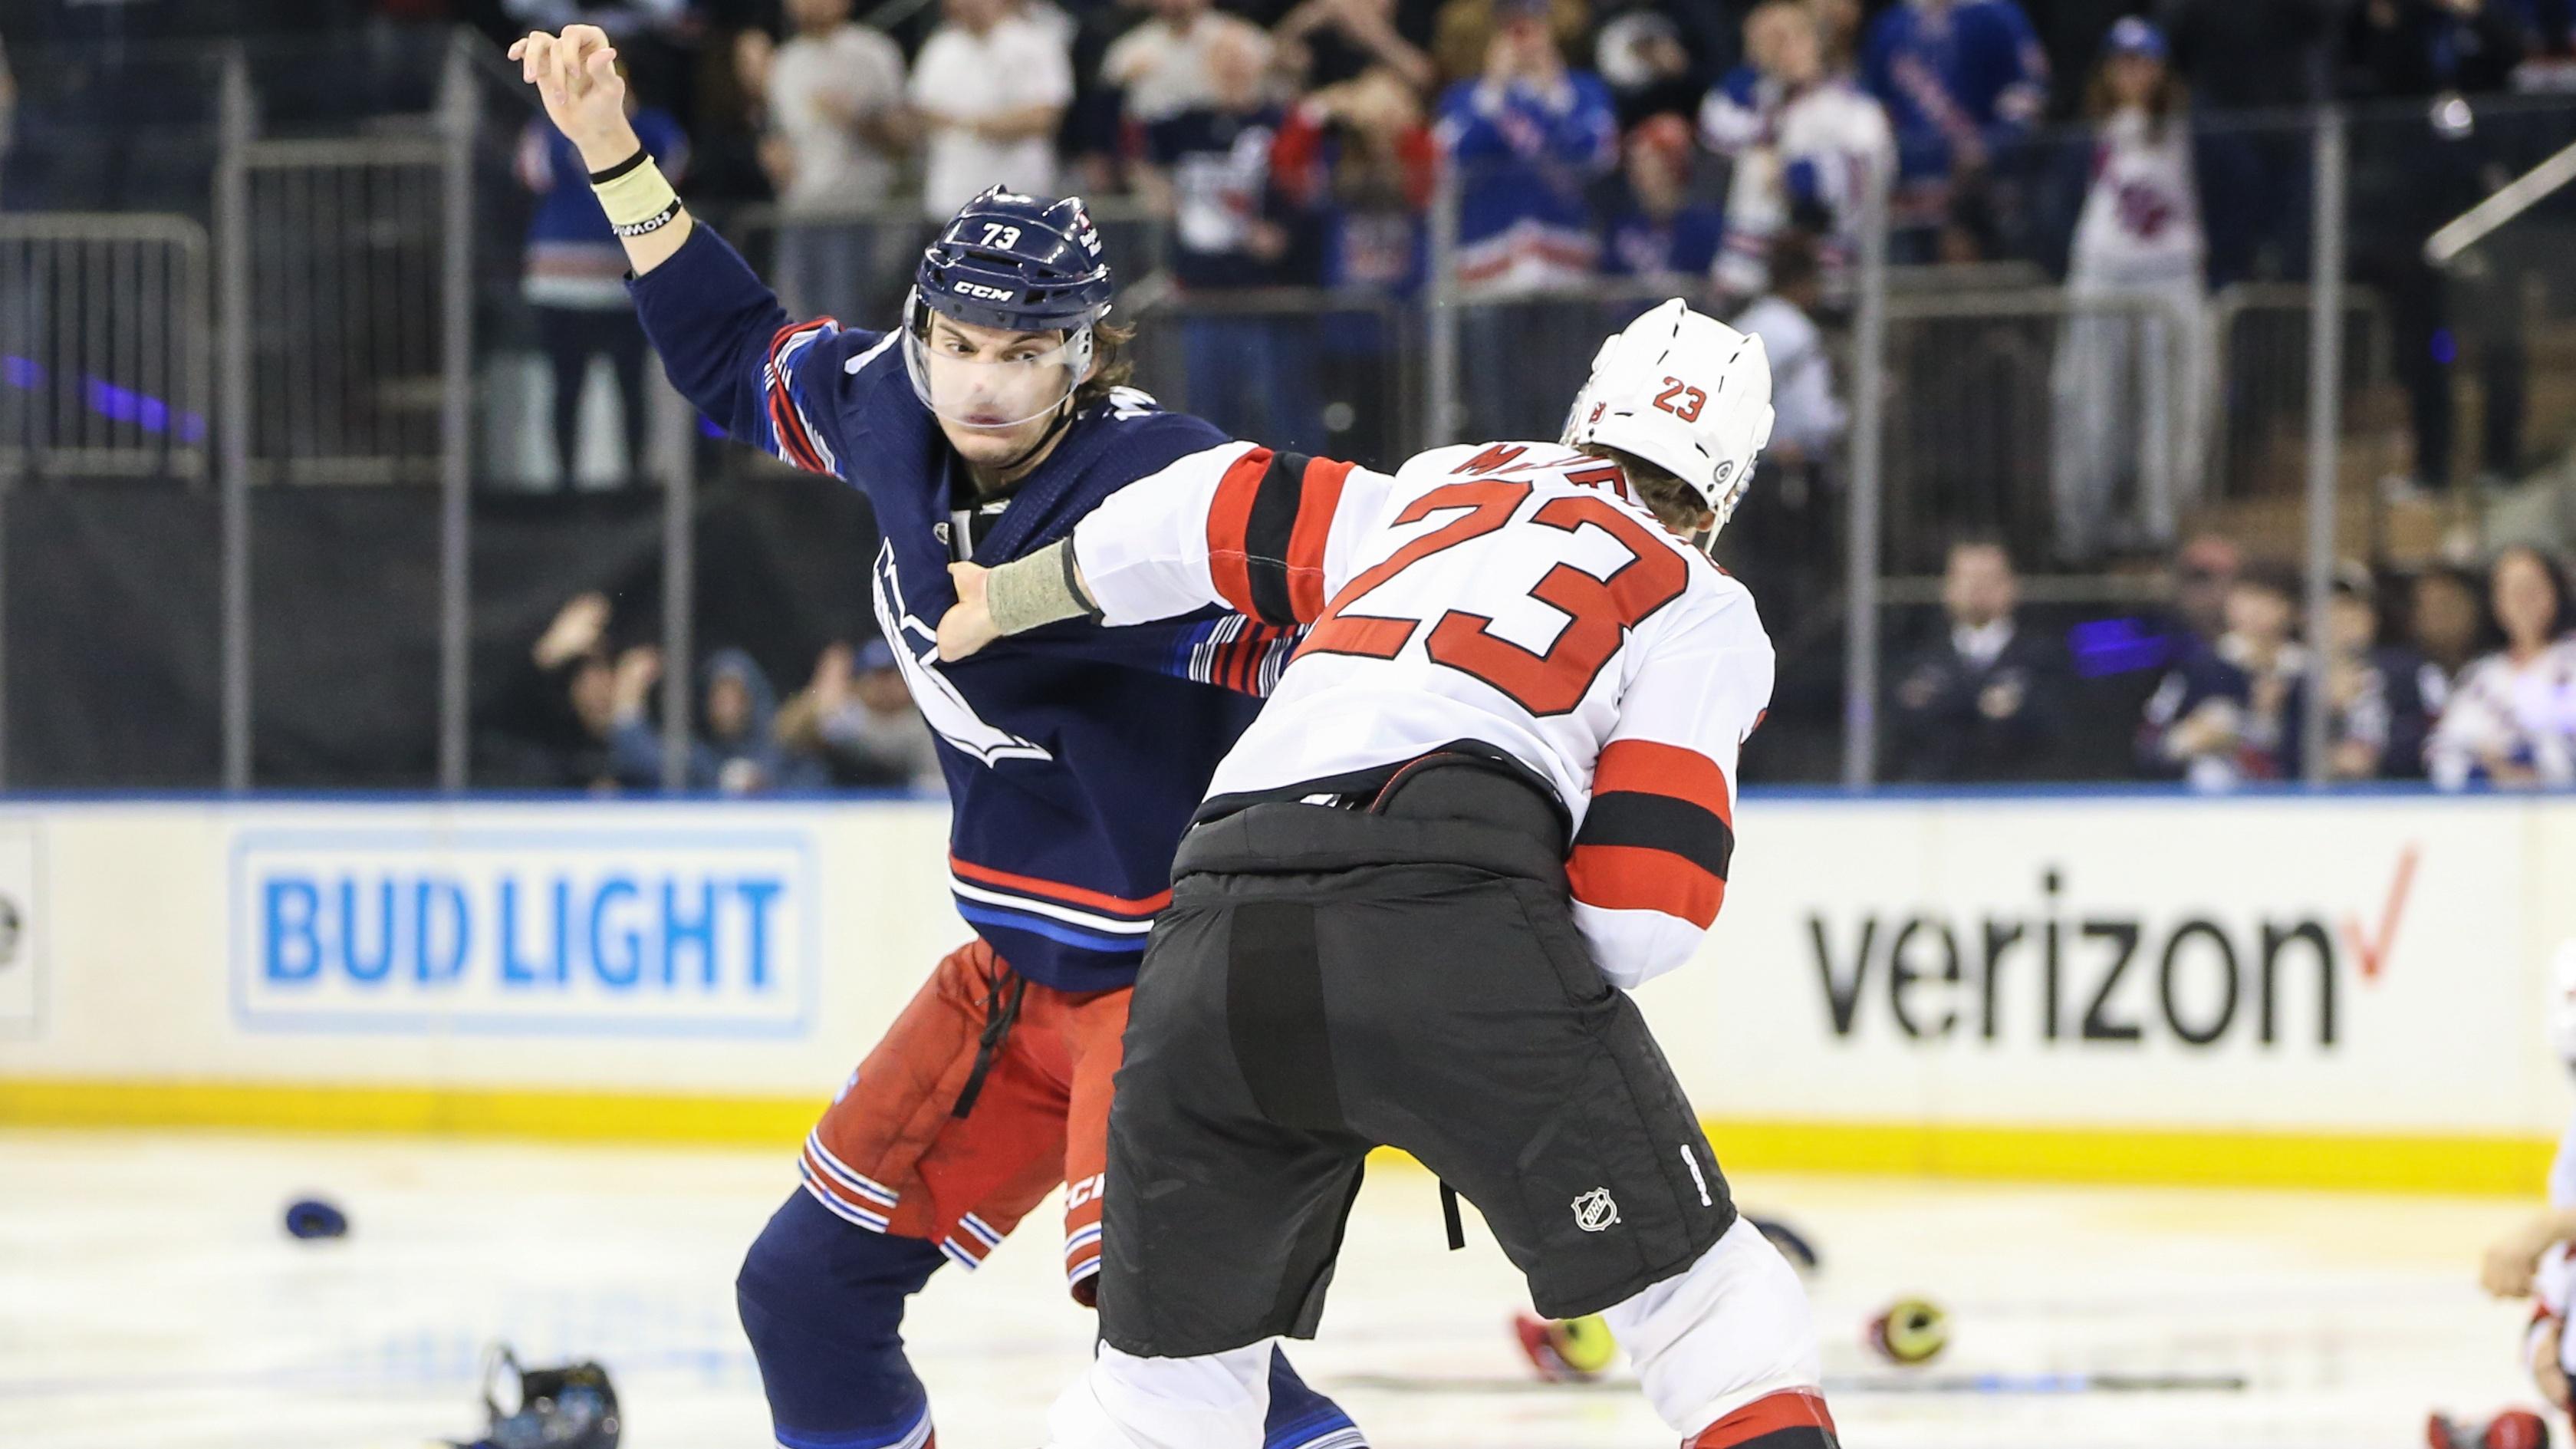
[1045,1340,1274,1449]
[1599,1216,1824,1437]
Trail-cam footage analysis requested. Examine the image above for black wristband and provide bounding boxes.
[1064,537,1103,621]
[587,147,651,185]
[610,199,684,239]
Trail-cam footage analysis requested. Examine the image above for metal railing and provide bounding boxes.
[213,37,482,789]
[2206,282,2394,505]
[0,214,212,482]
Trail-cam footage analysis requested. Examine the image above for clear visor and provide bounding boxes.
[903,295,1094,433]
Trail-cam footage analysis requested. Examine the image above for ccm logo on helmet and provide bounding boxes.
[952,280,1018,301]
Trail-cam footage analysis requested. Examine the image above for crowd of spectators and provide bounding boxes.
[481,592,943,793]
[433,0,2576,532]
[454,0,2576,791]
[1884,532,2576,789]
[20,0,2576,791]
[19,1,2576,495]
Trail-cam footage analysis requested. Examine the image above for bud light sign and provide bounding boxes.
[230,827,817,1036]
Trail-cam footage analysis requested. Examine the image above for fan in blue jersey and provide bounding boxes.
[509,25,1363,1449]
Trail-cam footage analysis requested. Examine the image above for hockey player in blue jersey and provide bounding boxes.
[511,26,1364,1449]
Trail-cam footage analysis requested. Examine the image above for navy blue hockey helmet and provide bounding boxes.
[904,186,1115,433]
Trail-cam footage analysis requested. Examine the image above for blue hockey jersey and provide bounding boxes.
[628,223,1298,993]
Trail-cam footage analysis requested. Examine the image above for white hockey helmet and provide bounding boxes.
[1560,298,1775,546]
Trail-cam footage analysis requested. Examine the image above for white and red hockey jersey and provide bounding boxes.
[1072,438,1776,989]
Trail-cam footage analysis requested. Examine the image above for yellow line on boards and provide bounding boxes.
[0,1079,2551,1195]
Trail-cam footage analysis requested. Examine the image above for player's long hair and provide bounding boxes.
[1073,320,1137,413]
[1574,443,1707,535]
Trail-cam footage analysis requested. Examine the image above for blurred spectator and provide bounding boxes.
[2346,0,2533,498]
[1701,0,1893,304]
[2032,0,2134,118]
[779,639,945,790]
[2150,0,2331,286]
[616,646,823,794]
[2155,0,2336,111]
[1591,6,1702,125]
[1731,232,1844,463]
[1274,66,1438,460]
[1890,537,2071,781]
[2138,561,2308,789]
[690,27,781,209]
[2327,564,2446,782]
[517,82,688,489]
[1104,0,1275,128]
[1436,0,1617,293]
[1724,232,1844,619]
[2166,531,2240,648]
[1599,114,1723,281]
[2410,563,2492,687]
[0,36,15,192]
[1437,0,1617,438]
[2428,545,2576,789]
[1858,0,2048,253]
[1274,0,1437,94]
[2316,565,2398,782]
[1138,24,1327,449]
[911,0,1074,217]
[480,593,663,791]
[1807,0,1864,73]
[1276,66,1439,292]
[1430,0,1590,87]
[2047,18,2209,565]
[758,0,910,322]
[2348,0,2530,97]
[1136,25,1295,282]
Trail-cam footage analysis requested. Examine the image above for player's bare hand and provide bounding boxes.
[508,26,637,166]
[938,563,1002,662]
[2482,1213,2563,1298]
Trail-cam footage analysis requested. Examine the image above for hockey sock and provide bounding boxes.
[737,1187,949,1449]
[1262,1348,1366,1449]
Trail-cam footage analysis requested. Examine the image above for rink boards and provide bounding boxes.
[0,789,2568,1193]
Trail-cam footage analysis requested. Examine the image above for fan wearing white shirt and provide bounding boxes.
[911,0,1077,219]
[763,0,913,320]
[1101,0,1275,127]
[2427,546,2576,789]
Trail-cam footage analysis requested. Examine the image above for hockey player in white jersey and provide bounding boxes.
[939,299,1836,1449]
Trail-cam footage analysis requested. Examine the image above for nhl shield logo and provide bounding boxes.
[1571,1188,1620,1233]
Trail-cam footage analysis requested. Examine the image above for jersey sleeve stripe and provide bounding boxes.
[1576,792,1735,880]
[1239,449,1312,626]
[1566,843,1727,929]
[762,318,837,475]
[1204,446,1275,619]
[1592,739,1734,829]
[1283,456,1354,621]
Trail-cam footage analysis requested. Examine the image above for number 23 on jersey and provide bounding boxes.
[1299,479,1689,716]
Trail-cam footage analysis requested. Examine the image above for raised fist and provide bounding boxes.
[508,25,637,168]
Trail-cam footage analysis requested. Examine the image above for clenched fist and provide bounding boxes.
[508,25,639,170]
[938,562,1004,662]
